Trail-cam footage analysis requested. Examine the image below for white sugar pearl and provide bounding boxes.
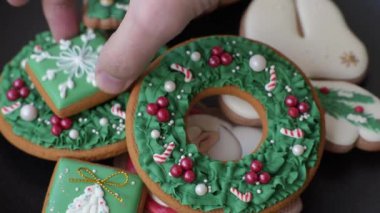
[150,129,160,139]
[292,144,305,156]
[99,117,108,126]
[191,52,201,61]
[195,183,208,196]
[100,0,114,6]
[20,105,38,121]
[164,81,176,93]
[249,54,267,72]
[69,129,79,139]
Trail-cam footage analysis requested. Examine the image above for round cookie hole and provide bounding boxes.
[185,88,267,161]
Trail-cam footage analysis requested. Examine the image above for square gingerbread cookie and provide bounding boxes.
[83,0,130,30]
[43,158,147,213]
[26,29,115,118]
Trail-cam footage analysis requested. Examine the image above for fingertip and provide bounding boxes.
[95,70,130,94]
[7,0,29,7]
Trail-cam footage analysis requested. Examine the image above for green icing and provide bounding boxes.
[316,87,380,132]
[46,158,144,213]
[87,0,130,21]
[133,36,323,212]
[0,31,128,150]
[27,29,106,110]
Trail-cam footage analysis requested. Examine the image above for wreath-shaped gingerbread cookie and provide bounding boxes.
[127,36,325,212]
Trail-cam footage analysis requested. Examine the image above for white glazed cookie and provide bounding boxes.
[220,81,380,153]
[240,0,368,82]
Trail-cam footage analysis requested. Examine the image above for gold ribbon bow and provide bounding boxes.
[69,167,129,203]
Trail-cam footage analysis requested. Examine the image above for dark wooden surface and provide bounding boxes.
[1,1,380,212]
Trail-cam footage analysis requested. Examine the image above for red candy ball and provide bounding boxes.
[60,118,73,130]
[319,87,330,94]
[285,95,298,107]
[355,106,364,113]
[183,170,196,183]
[6,88,20,101]
[170,164,183,178]
[250,160,263,173]
[19,86,30,98]
[211,46,224,56]
[51,124,63,136]
[50,115,61,125]
[220,53,233,65]
[180,157,193,171]
[156,96,169,108]
[298,102,310,113]
[146,103,159,115]
[288,107,300,118]
[245,171,258,184]
[13,78,25,89]
[157,108,170,122]
[208,55,221,67]
[259,172,271,184]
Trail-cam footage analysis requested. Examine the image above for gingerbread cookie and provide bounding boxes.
[43,158,146,213]
[314,81,380,153]
[83,0,129,30]
[126,36,325,212]
[25,28,114,118]
[220,81,380,153]
[240,0,368,82]
[0,31,129,161]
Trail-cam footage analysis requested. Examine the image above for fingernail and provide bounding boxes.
[96,71,127,94]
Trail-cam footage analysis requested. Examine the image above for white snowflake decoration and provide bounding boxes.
[30,29,101,99]
[66,184,109,213]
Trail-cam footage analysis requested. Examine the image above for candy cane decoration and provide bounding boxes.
[280,128,304,139]
[265,65,277,91]
[230,187,252,203]
[170,64,193,82]
[153,142,176,164]
[111,103,126,119]
[1,102,21,115]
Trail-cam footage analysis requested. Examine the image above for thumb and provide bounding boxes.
[95,0,219,94]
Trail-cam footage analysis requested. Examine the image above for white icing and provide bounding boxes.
[115,3,129,11]
[347,114,367,124]
[220,95,259,119]
[242,0,368,81]
[337,91,354,98]
[66,184,109,213]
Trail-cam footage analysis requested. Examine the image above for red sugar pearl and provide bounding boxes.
[19,86,30,98]
[13,78,25,89]
[146,103,159,115]
[170,164,183,178]
[245,171,258,184]
[157,108,170,122]
[259,172,271,184]
[60,118,73,130]
[6,88,20,101]
[288,107,300,118]
[320,87,330,94]
[211,46,224,56]
[180,157,193,171]
[156,96,169,108]
[208,56,221,67]
[51,124,63,136]
[50,115,61,126]
[220,52,233,65]
[250,160,263,173]
[285,95,298,107]
[298,102,310,114]
[355,106,364,113]
[183,170,196,183]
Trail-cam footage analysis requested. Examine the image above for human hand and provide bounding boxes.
[8,0,236,94]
